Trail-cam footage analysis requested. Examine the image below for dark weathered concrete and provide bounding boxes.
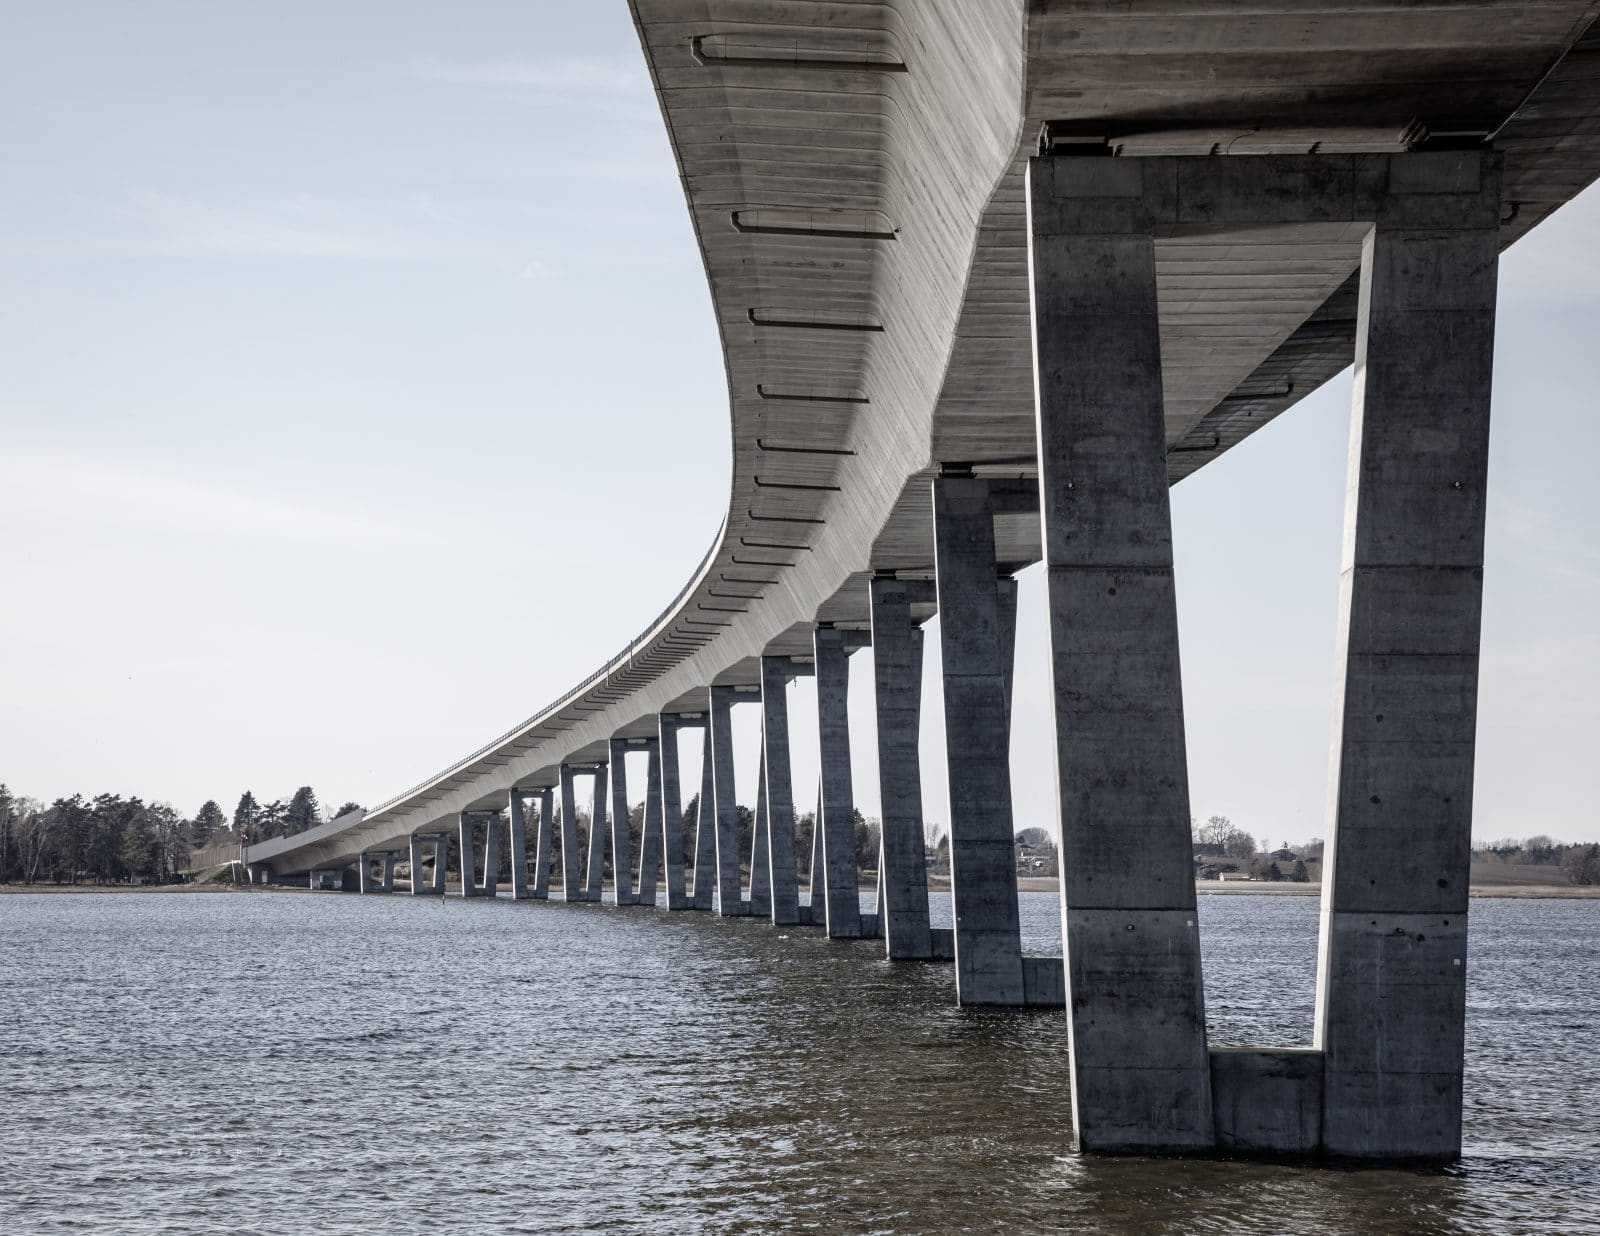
[1315,151,1501,1162]
[692,721,717,911]
[558,766,583,903]
[931,476,1025,1005]
[709,685,745,917]
[657,714,690,910]
[636,736,663,907]
[1211,1048,1325,1157]
[582,765,609,903]
[747,747,771,917]
[532,790,553,900]
[507,790,534,900]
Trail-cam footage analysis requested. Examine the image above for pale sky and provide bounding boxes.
[2,3,1596,845]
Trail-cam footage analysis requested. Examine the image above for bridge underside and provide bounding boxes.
[245,0,1600,1164]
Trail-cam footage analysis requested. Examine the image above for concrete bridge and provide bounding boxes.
[240,2,1600,1162]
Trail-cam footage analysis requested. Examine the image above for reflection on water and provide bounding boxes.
[1,891,1595,1233]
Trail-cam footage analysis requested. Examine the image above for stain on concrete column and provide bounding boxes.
[658,715,690,909]
[609,740,636,906]
[1315,151,1501,1162]
[1028,154,1211,1150]
[815,627,862,939]
[931,476,1024,1003]
[760,655,801,925]
[870,577,934,959]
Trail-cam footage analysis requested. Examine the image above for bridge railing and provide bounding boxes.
[362,516,728,820]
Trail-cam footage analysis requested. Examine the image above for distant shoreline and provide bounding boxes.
[5,878,1598,900]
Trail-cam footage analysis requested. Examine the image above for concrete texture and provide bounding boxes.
[558,766,583,903]
[760,655,801,926]
[1315,151,1501,1161]
[609,740,636,907]
[814,627,862,939]
[932,476,1025,1005]
[870,577,934,960]
[692,722,717,911]
[747,747,771,918]
[1211,1049,1325,1157]
[457,810,499,899]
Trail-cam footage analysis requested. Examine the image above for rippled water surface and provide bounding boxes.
[2,890,1597,1234]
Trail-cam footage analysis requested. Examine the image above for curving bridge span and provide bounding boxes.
[240,2,1600,1161]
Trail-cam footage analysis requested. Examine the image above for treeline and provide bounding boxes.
[0,783,361,886]
[1474,836,1600,885]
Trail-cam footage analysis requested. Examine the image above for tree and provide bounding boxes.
[258,799,286,840]
[854,812,880,874]
[923,818,946,854]
[192,800,226,847]
[1562,844,1600,886]
[1224,829,1257,859]
[331,801,363,820]
[233,792,259,843]
[1016,827,1052,849]
[1195,815,1234,847]
[682,793,700,868]
[285,786,322,835]
[1292,859,1310,883]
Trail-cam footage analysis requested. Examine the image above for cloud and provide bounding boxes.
[0,456,444,549]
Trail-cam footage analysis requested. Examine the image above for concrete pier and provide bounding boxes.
[1314,152,1501,1162]
[931,476,1026,1004]
[636,736,663,907]
[359,851,396,894]
[408,833,447,896]
[709,685,745,916]
[608,739,637,906]
[408,834,426,894]
[1027,154,1212,1150]
[658,713,691,910]
[558,766,583,902]
[583,764,609,903]
[691,722,717,910]
[457,810,499,898]
[507,789,534,899]
[815,627,864,938]
[807,786,824,919]
[532,789,554,899]
[760,655,802,925]
[869,577,935,959]
[747,747,771,917]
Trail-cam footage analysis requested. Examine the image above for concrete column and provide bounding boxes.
[637,736,663,907]
[709,685,744,916]
[1027,155,1211,1149]
[409,835,426,895]
[931,476,1024,1003]
[658,715,690,910]
[508,790,532,899]
[584,764,609,902]
[381,852,396,894]
[691,724,717,910]
[870,577,934,959]
[358,854,373,894]
[747,746,771,917]
[429,833,448,895]
[1314,153,1501,1162]
[609,740,636,906]
[814,627,862,939]
[533,791,553,899]
[457,812,486,898]
[558,766,582,902]
[760,656,801,925]
[808,786,824,916]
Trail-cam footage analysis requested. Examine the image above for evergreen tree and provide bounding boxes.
[233,791,259,843]
[258,799,286,839]
[192,800,226,846]
[331,801,363,820]
[285,786,322,835]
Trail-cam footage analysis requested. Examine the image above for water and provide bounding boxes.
[1,891,1596,1234]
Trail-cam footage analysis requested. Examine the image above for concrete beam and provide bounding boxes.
[1028,153,1212,1151]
